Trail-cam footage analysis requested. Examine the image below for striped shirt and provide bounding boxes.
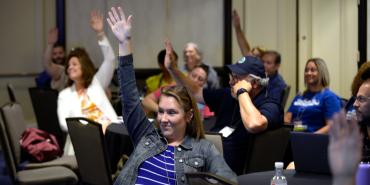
[135,146,176,185]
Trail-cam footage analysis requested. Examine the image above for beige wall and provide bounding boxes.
[0,0,55,122]
[232,0,297,110]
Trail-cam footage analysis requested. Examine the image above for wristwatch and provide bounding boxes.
[236,88,249,98]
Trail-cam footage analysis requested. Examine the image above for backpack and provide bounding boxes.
[20,128,62,162]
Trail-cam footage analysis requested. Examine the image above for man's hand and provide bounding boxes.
[232,10,241,30]
[231,80,252,99]
[329,110,362,185]
[90,10,104,34]
[107,7,132,43]
[47,28,58,45]
[164,40,177,70]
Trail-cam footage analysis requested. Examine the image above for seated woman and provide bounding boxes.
[106,6,236,184]
[57,10,119,155]
[284,58,341,133]
[142,64,214,119]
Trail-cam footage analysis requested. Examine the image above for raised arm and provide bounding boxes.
[91,10,116,89]
[232,10,251,56]
[329,111,362,185]
[42,28,64,80]
[107,6,153,145]
[164,40,205,103]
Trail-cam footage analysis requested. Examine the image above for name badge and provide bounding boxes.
[219,126,235,138]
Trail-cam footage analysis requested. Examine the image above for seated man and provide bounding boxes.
[181,42,220,89]
[38,28,68,91]
[145,49,178,95]
[167,48,283,174]
[353,71,370,161]
[261,51,287,103]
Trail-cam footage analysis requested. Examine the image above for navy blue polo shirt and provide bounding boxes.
[203,87,283,174]
[267,72,287,103]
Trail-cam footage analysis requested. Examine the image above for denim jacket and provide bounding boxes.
[114,55,237,185]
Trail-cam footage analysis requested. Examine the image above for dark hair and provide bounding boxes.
[160,86,205,139]
[65,47,96,88]
[194,64,209,78]
[351,62,370,96]
[262,50,281,65]
[157,49,178,66]
[53,43,65,51]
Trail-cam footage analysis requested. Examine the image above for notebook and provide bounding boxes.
[291,132,331,174]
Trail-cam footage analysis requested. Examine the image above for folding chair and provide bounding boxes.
[28,87,66,148]
[205,132,223,155]
[0,102,77,170]
[244,127,291,173]
[66,117,112,185]
[0,118,78,185]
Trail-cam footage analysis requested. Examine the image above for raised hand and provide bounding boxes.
[329,110,362,184]
[106,7,132,43]
[47,28,58,45]
[232,10,241,29]
[90,10,104,34]
[164,40,177,70]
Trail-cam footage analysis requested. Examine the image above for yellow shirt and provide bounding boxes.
[145,73,173,95]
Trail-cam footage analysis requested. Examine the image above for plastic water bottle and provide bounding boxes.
[271,162,287,185]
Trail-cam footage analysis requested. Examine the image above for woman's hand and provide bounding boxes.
[90,10,104,35]
[164,40,177,70]
[107,7,132,43]
[47,28,58,45]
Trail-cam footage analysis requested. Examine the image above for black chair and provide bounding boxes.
[280,85,291,110]
[7,83,17,103]
[66,117,112,185]
[244,127,291,174]
[0,117,78,185]
[0,102,77,170]
[28,87,66,148]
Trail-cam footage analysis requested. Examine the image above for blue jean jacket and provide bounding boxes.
[114,55,237,185]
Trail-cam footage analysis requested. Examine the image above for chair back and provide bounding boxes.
[0,102,27,165]
[205,132,223,155]
[28,87,66,148]
[7,83,17,103]
[66,117,112,185]
[244,127,290,174]
[280,85,291,109]
[0,118,17,183]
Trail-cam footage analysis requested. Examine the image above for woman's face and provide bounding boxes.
[157,95,190,142]
[304,61,320,86]
[184,46,200,71]
[67,57,83,82]
[189,67,207,88]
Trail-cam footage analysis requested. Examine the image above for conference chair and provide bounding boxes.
[0,102,77,170]
[66,117,112,185]
[0,118,78,185]
[280,85,291,110]
[243,127,291,174]
[28,87,66,148]
[205,132,223,155]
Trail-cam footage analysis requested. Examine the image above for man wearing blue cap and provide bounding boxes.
[164,41,283,174]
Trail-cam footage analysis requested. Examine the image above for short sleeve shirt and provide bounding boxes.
[287,88,341,132]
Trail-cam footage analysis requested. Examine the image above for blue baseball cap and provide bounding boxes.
[226,56,265,78]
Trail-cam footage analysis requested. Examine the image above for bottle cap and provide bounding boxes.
[275,162,284,168]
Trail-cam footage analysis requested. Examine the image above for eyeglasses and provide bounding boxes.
[355,95,370,103]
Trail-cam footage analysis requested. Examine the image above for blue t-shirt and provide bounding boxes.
[203,87,283,174]
[287,88,341,132]
[268,72,287,103]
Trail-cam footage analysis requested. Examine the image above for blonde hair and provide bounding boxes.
[305,58,330,88]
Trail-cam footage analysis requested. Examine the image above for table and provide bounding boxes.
[238,170,331,185]
[105,123,133,173]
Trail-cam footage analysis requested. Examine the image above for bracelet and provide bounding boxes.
[236,88,249,98]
